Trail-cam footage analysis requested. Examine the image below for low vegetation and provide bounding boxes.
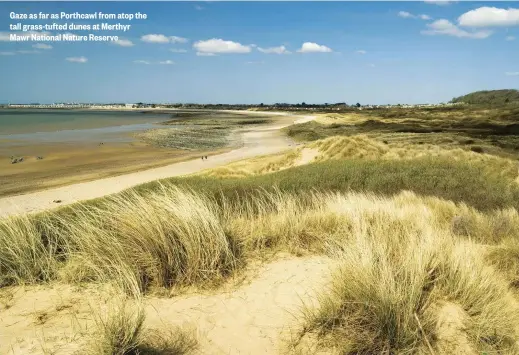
[199,148,303,178]
[136,126,237,150]
[451,89,519,105]
[86,299,198,355]
[4,185,519,352]
[4,103,519,353]
[137,110,273,150]
[284,105,519,159]
[294,220,519,354]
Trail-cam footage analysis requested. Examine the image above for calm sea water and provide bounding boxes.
[0,109,172,145]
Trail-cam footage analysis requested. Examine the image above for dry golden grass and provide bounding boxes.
[3,186,519,353]
[0,186,239,296]
[315,112,374,125]
[85,298,198,355]
[289,193,519,354]
[196,132,518,187]
[6,106,519,353]
[309,135,519,183]
[199,148,302,178]
[287,106,519,160]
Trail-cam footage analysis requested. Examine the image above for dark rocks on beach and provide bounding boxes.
[53,200,62,203]
[10,157,24,164]
[36,156,44,160]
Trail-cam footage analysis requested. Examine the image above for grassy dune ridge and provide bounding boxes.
[4,107,519,353]
[285,106,519,159]
[3,184,519,352]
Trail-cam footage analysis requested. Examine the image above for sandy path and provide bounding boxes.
[0,256,334,355]
[295,148,319,167]
[0,112,315,218]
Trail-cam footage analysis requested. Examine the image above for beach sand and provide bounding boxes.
[0,111,315,217]
[0,255,334,355]
[0,141,230,197]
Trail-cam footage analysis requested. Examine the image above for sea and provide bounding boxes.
[0,109,172,146]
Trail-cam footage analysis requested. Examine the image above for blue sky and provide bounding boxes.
[0,1,518,104]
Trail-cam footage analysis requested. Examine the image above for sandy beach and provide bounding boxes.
[0,111,315,218]
[0,141,232,197]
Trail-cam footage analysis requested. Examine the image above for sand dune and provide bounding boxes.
[0,255,333,355]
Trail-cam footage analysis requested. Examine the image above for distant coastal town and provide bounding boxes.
[1,101,466,111]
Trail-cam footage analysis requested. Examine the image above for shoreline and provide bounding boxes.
[0,111,315,218]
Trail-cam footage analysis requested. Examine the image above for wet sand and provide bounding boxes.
[0,140,230,198]
[0,109,263,197]
[0,112,315,218]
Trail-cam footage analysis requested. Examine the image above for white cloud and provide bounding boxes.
[170,36,188,44]
[17,50,39,54]
[195,5,204,10]
[257,45,290,54]
[32,43,52,50]
[113,39,134,47]
[170,48,188,53]
[398,11,414,18]
[0,51,15,55]
[421,19,492,38]
[297,42,332,53]
[66,56,87,63]
[368,63,376,67]
[246,61,265,64]
[141,34,188,44]
[141,34,169,43]
[506,71,519,76]
[193,38,252,55]
[458,7,519,27]
[424,1,456,5]
[356,50,367,54]
[399,11,431,20]
[159,60,175,65]
[506,35,516,41]
[134,60,150,64]
[196,52,216,56]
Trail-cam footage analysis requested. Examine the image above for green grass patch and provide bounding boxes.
[133,157,519,212]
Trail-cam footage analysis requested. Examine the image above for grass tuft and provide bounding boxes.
[294,222,519,354]
[86,299,198,355]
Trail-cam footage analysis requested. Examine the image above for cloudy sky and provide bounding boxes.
[0,1,518,104]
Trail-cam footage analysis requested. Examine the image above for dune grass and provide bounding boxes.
[86,299,198,355]
[294,230,519,354]
[2,151,519,295]
[288,192,519,354]
[2,150,519,295]
[2,184,519,290]
[3,124,519,353]
[285,106,519,159]
[2,184,519,352]
[151,157,519,212]
[199,148,303,178]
